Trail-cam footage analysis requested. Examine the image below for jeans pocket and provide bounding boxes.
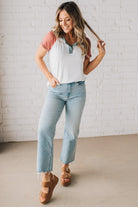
[48,84,60,89]
[48,84,66,93]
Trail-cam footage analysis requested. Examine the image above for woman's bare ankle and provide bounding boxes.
[42,171,51,175]
[42,172,51,180]
[62,164,69,170]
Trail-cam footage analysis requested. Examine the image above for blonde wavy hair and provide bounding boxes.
[52,1,101,57]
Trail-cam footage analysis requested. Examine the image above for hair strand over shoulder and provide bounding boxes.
[52,1,101,57]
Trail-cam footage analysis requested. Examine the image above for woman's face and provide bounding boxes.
[59,10,73,34]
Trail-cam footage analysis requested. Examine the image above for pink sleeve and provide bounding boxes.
[85,37,92,59]
[41,31,57,51]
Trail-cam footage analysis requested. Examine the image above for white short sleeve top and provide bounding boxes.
[41,31,92,84]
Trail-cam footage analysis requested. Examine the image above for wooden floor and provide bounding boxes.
[0,134,138,207]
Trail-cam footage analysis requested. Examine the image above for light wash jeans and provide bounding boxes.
[36,81,86,173]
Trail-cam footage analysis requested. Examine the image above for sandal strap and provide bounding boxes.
[40,190,48,197]
[41,172,53,187]
[62,166,71,173]
[42,181,51,187]
[61,166,71,179]
[61,171,71,179]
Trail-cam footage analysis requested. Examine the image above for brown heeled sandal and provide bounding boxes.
[39,172,59,204]
[61,166,71,186]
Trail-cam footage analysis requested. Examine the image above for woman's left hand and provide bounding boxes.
[97,40,106,57]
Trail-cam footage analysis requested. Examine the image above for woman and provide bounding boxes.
[35,1,106,204]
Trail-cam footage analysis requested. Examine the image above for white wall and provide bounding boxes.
[0,0,138,142]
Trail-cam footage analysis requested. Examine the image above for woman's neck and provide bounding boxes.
[64,30,75,40]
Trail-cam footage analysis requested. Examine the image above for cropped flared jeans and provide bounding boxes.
[36,81,86,173]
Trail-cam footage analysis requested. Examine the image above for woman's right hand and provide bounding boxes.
[48,73,60,88]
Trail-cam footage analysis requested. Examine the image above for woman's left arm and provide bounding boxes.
[83,40,106,75]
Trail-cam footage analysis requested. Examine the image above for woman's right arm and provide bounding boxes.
[35,44,60,87]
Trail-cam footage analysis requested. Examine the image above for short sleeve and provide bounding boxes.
[41,31,57,51]
[85,37,92,60]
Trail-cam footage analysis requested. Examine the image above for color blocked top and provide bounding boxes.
[41,30,92,84]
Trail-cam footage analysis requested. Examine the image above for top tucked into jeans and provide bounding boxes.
[41,31,92,85]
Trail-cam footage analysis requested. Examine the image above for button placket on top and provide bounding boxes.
[62,37,77,54]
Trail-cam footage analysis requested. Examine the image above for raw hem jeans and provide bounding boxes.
[36,81,86,173]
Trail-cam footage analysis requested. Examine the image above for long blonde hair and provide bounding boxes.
[52,1,101,57]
